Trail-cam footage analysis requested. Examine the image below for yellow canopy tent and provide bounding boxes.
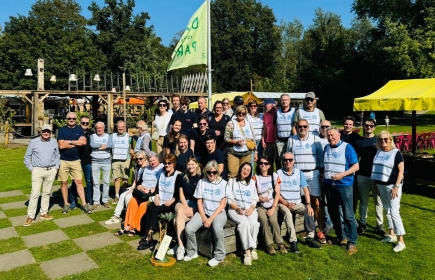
[353,78,435,152]
[189,92,263,109]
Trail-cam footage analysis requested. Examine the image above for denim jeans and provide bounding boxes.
[70,163,93,208]
[324,183,357,245]
[92,162,111,204]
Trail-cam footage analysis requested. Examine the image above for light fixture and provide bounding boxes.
[24,69,33,76]
[50,75,56,82]
[69,74,77,81]
[93,74,100,82]
[111,87,117,93]
[125,85,131,92]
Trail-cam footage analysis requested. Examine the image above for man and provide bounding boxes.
[57,112,92,214]
[286,119,326,243]
[293,92,325,136]
[90,122,113,209]
[323,127,359,255]
[169,96,198,135]
[169,94,181,113]
[261,98,281,170]
[23,124,60,226]
[70,115,94,209]
[274,94,295,159]
[111,120,134,204]
[134,120,152,156]
[194,96,212,120]
[355,119,384,235]
[340,116,362,149]
[319,120,331,150]
[278,152,321,253]
[202,135,225,177]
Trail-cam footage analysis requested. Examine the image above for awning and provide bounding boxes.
[354,79,435,111]
[115,97,145,105]
[189,92,263,109]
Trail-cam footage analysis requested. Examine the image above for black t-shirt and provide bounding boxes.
[195,108,212,120]
[176,173,201,201]
[375,151,404,185]
[176,148,194,172]
[355,136,378,176]
[170,110,198,136]
[163,135,177,154]
[340,131,362,151]
[202,149,226,179]
[57,125,86,161]
[190,128,215,158]
[208,114,230,148]
[77,129,95,165]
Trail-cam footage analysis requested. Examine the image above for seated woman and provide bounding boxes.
[169,156,202,260]
[226,162,259,266]
[114,153,163,236]
[184,160,228,267]
[255,156,286,255]
[137,154,180,250]
[164,119,182,155]
[175,134,194,172]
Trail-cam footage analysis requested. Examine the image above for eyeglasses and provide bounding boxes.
[249,105,257,108]
[364,124,375,128]
[206,171,218,175]
[215,107,223,110]
[41,130,51,133]
[298,125,308,129]
[67,118,76,120]
[237,112,246,116]
[283,158,294,162]
[199,123,207,126]
[321,126,330,129]
[164,162,173,165]
[136,157,144,161]
[81,122,89,125]
[378,138,389,142]
[305,98,314,102]
[158,104,167,107]
[223,102,229,105]
[259,162,269,166]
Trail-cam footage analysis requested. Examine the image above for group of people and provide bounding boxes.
[23,92,406,268]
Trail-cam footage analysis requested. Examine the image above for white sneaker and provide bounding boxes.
[381,235,398,243]
[104,217,121,225]
[208,258,223,267]
[251,249,258,260]
[176,247,185,261]
[393,242,406,252]
[183,253,198,262]
[167,244,178,256]
[243,253,252,266]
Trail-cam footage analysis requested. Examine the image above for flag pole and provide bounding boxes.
[207,0,212,109]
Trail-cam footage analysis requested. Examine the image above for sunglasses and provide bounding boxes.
[158,104,167,107]
[259,162,269,166]
[181,103,188,106]
[237,112,246,116]
[215,107,223,110]
[298,125,308,129]
[67,118,76,120]
[321,126,330,129]
[81,122,89,125]
[164,162,173,165]
[41,130,51,133]
[364,124,375,128]
[207,171,218,175]
[283,158,294,162]
[249,105,257,108]
[199,123,207,126]
[223,102,229,105]
[378,138,389,142]
[305,98,314,102]
[136,157,144,161]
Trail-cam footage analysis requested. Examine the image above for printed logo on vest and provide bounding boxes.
[102,138,107,143]
[160,180,172,188]
[305,143,311,149]
[287,115,292,120]
[244,190,251,197]
[332,152,340,158]
[214,189,221,195]
[312,115,317,120]
[382,155,390,161]
[121,140,126,144]
[292,179,298,185]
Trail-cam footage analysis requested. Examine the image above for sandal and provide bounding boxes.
[114,229,126,236]
[127,229,136,237]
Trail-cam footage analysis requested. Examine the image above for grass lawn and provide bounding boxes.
[1,116,434,279]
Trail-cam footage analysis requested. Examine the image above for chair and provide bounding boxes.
[429,132,435,149]
[416,133,425,150]
[401,134,412,151]
[395,135,405,151]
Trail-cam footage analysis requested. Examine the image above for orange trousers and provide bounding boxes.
[124,198,148,232]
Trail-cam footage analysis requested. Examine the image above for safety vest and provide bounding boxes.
[227,178,257,210]
[112,133,130,160]
[195,179,227,217]
[298,108,321,136]
[324,142,347,179]
[158,170,180,204]
[255,173,278,208]
[247,114,264,141]
[371,148,399,182]
[90,133,111,160]
[232,119,254,152]
[276,108,295,138]
[277,168,303,204]
[291,134,319,170]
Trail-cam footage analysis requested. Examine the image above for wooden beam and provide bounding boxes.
[39,93,50,102]
[18,94,34,105]
[99,95,108,104]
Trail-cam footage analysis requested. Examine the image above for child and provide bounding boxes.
[385,115,389,130]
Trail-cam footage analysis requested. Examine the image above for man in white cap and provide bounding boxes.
[293,92,325,136]
[23,124,60,226]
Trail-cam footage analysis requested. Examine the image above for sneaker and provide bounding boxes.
[324,224,334,235]
[103,202,110,208]
[347,243,358,255]
[112,197,119,205]
[317,231,327,244]
[307,238,322,249]
[167,244,178,256]
[300,231,307,239]
[62,204,70,214]
[82,203,92,214]
[357,224,367,235]
[393,242,406,252]
[243,253,252,266]
[176,247,185,261]
[377,225,386,236]
[267,244,276,255]
[381,235,397,243]
[104,216,121,225]
[208,258,223,267]
[251,249,258,260]
[91,204,100,211]
[278,244,288,254]
[23,217,33,227]
[183,253,199,262]
[290,241,300,254]
[40,214,53,220]
[340,238,348,245]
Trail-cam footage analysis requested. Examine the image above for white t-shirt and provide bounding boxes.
[154,112,172,136]
[194,178,227,216]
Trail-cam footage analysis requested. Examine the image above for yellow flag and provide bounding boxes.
[167,0,208,71]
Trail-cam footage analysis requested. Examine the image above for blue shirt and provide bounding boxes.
[323,140,359,187]
[24,137,60,170]
[57,125,85,161]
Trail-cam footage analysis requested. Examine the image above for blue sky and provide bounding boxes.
[0,0,356,46]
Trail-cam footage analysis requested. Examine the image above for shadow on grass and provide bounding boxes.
[406,183,435,200]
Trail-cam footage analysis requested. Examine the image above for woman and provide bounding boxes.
[222,97,233,117]
[226,162,259,265]
[371,131,406,252]
[208,101,230,151]
[154,99,172,162]
[163,119,182,155]
[115,153,163,236]
[137,154,180,250]
[247,101,264,168]
[175,134,194,172]
[255,156,286,255]
[184,161,228,267]
[169,156,202,261]
[190,116,215,162]
[224,105,257,178]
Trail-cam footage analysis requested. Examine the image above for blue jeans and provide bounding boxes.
[92,162,111,204]
[70,163,93,208]
[324,183,357,245]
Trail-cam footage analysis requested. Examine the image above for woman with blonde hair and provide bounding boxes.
[175,134,194,172]
[222,97,233,117]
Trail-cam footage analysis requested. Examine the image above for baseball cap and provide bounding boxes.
[263,98,275,105]
[41,124,52,132]
[305,92,316,99]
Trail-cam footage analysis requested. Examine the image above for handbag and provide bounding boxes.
[236,121,255,151]
[152,112,170,141]
[132,188,150,203]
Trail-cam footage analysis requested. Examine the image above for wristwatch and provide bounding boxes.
[69,140,73,145]
[306,202,311,206]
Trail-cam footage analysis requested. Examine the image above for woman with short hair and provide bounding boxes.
[371,130,406,252]
[222,97,233,117]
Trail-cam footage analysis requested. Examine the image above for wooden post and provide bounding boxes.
[32,91,39,135]
[107,93,114,133]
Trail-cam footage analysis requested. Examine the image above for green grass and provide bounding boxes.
[2,208,27,218]
[62,222,107,239]
[0,264,47,280]
[28,240,83,262]
[0,218,12,229]
[0,236,27,254]
[15,220,59,236]
[0,195,29,204]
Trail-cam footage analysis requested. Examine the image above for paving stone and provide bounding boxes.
[0,227,18,240]
[99,220,122,230]
[53,214,94,228]
[0,200,28,210]
[73,232,123,251]
[126,239,152,255]
[0,211,6,219]
[22,229,69,248]
[0,190,24,198]
[48,203,62,211]
[9,215,44,227]
[40,252,98,279]
[0,250,35,271]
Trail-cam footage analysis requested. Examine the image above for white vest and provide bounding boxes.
[371,148,399,182]
[324,142,348,179]
[298,108,321,136]
[247,114,264,141]
[158,171,180,204]
[195,179,227,217]
[291,134,319,170]
[277,168,303,204]
[227,178,257,210]
[142,163,164,188]
[90,133,111,160]
[319,138,329,150]
[134,133,150,152]
[276,108,295,138]
[232,119,254,152]
[256,173,278,208]
[112,133,130,160]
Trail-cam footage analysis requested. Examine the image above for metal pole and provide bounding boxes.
[123,73,127,122]
[207,0,212,109]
